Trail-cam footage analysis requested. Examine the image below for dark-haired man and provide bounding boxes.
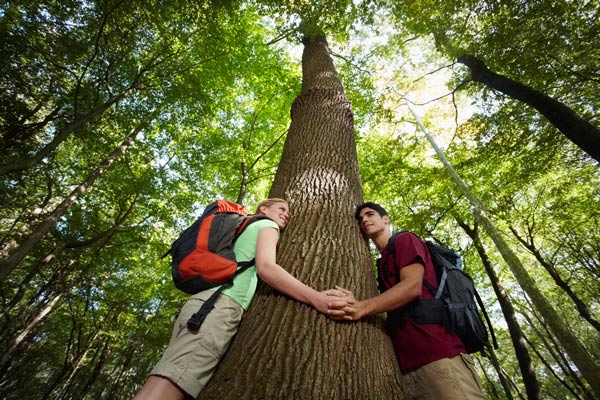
[329,202,486,399]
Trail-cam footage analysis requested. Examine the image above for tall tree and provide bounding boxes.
[389,0,600,164]
[457,217,541,399]
[204,35,408,399]
[0,115,156,280]
[408,104,600,397]
[457,54,600,164]
[509,223,600,333]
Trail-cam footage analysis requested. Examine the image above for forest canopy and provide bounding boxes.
[1,0,599,399]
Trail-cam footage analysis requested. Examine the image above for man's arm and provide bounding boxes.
[328,263,424,321]
[255,227,349,315]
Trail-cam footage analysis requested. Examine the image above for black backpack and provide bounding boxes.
[385,232,498,354]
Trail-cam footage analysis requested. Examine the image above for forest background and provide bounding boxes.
[1,0,599,399]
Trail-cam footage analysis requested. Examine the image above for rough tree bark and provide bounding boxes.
[203,36,408,399]
[457,54,600,164]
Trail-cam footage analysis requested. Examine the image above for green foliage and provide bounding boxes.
[1,0,599,398]
[354,4,600,397]
[253,0,377,43]
[0,1,299,398]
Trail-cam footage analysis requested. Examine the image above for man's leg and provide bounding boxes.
[404,354,486,399]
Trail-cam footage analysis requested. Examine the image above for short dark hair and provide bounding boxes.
[354,202,388,221]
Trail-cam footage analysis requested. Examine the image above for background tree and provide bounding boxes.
[408,102,600,397]
[1,2,302,398]
[389,0,600,164]
[456,54,600,163]
[1,1,599,398]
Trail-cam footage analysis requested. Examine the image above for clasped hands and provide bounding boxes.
[321,286,364,321]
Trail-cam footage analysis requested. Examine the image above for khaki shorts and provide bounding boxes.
[151,290,244,398]
[404,353,486,399]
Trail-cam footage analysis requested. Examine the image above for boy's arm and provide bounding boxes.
[328,263,423,321]
[255,227,349,315]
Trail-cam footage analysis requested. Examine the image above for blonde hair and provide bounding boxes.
[255,198,288,214]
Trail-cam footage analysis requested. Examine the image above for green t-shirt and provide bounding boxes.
[218,218,279,310]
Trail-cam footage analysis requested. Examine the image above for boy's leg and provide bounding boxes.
[404,354,486,400]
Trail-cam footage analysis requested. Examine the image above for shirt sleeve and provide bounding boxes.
[257,219,280,233]
[393,232,429,271]
[253,218,280,233]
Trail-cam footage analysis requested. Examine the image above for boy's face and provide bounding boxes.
[358,207,389,237]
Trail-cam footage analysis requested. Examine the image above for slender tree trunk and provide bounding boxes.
[236,130,286,204]
[0,294,62,379]
[41,307,85,400]
[0,262,46,323]
[457,54,600,164]
[476,354,518,400]
[0,0,124,153]
[408,103,600,398]
[68,340,111,400]
[55,333,104,400]
[521,334,584,399]
[476,213,600,398]
[2,201,135,321]
[510,226,600,333]
[105,340,139,399]
[204,35,407,399]
[0,89,132,176]
[522,313,593,399]
[458,218,541,399]
[0,28,165,177]
[0,117,154,280]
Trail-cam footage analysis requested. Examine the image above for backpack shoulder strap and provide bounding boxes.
[381,231,403,283]
[235,215,273,237]
[385,231,406,254]
[232,215,275,269]
[387,231,437,294]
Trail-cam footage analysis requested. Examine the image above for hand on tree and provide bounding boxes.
[326,286,365,321]
[311,288,352,315]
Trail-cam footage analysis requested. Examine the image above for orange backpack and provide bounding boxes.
[163,199,269,330]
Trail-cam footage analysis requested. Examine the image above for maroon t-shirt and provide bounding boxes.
[378,232,465,372]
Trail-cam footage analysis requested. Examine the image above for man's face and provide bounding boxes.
[358,207,388,237]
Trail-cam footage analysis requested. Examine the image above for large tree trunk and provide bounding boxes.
[203,36,407,399]
[457,54,600,164]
